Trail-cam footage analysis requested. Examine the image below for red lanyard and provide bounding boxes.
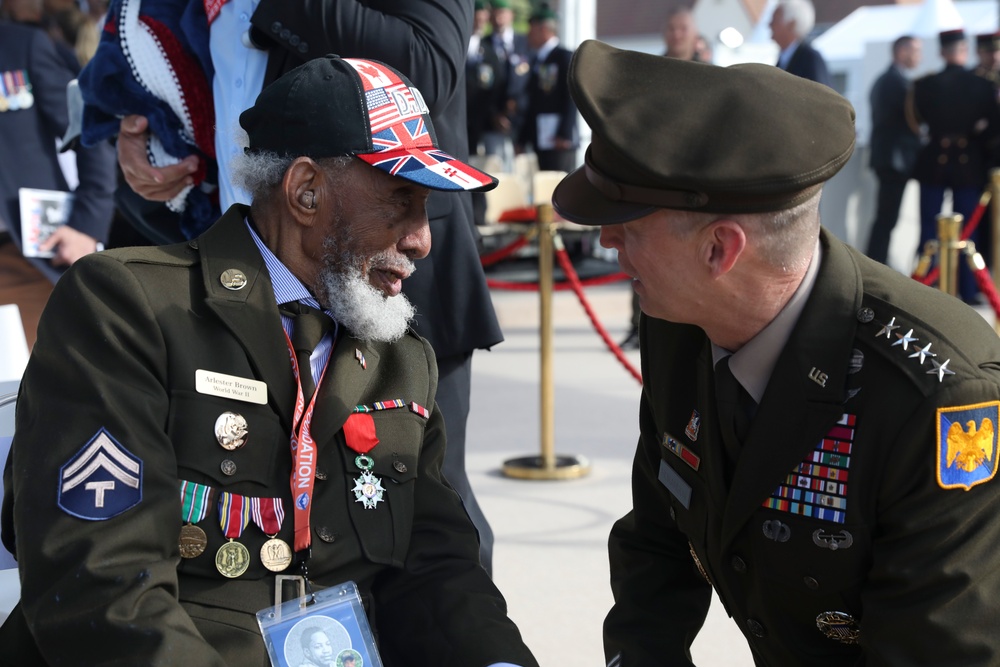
[282,329,331,553]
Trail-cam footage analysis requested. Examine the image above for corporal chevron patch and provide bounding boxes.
[58,428,143,520]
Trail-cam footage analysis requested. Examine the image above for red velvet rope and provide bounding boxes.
[553,242,643,385]
[480,233,533,267]
[970,257,1000,319]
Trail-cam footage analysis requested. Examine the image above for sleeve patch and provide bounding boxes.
[937,401,999,491]
[58,428,143,520]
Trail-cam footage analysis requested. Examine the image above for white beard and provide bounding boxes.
[317,242,416,343]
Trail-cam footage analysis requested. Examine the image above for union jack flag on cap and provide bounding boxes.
[343,58,498,192]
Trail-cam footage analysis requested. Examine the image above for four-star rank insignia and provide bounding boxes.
[937,401,1000,490]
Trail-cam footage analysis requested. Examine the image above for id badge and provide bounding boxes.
[257,579,383,667]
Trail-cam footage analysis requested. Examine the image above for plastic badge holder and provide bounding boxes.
[257,580,383,667]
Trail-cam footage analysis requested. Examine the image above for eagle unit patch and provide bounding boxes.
[58,428,142,520]
[937,402,999,491]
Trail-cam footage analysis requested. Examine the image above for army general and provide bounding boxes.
[553,41,1000,666]
[0,55,537,667]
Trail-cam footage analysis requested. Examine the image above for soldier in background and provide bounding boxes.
[866,35,922,265]
[974,31,1000,88]
[908,28,1000,303]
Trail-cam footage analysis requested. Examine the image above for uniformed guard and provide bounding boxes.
[552,39,1000,666]
[908,28,1000,303]
[0,55,538,667]
[974,31,1000,88]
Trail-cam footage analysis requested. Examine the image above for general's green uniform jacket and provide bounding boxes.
[0,206,537,667]
[605,229,1000,666]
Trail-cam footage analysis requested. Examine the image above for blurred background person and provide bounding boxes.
[0,16,115,348]
[479,0,530,171]
[516,3,578,174]
[909,28,1000,304]
[662,6,698,61]
[866,35,922,265]
[770,0,831,87]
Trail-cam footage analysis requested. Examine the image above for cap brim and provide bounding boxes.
[357,148,498,192]
[552,166,658,226]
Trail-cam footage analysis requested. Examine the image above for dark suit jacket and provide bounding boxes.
[517,43,578,152]
[479,31,531,137]
[0,206,538,667]
[869,64,920,175]
[911,64,1000,189]
[781,41,832,88]
[0,21,115,283]
[605,229,1000,666]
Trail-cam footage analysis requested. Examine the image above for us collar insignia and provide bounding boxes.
[936,401,999,490]
[762,413,855,524]
[684,409,701,441]
[663,432,701,471]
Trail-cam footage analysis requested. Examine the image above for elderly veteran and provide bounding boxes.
[554,40,1000,666]
[0,55,538,667]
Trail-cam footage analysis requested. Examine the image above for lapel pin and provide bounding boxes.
[355,348,366,370]
[220,269,248,291]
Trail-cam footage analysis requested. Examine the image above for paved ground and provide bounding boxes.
[469,282,754,666]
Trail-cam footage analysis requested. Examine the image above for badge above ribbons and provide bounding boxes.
[937,401,1000,490]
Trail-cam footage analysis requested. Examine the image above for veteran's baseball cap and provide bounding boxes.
[552,40,856,225]
[240,54,497,193]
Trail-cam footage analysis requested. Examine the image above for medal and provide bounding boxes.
[178,480,213,558]
[352,454,385,510]
[179,524,208,558]
[217,491,251,576]
[214,411,249,450]
[215,539,250,578]
[260,537,292,572]
[13,70,31,109]
[249,496,290,572]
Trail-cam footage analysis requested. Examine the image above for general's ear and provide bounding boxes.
[282,157,324,226]
[704,219,746,278]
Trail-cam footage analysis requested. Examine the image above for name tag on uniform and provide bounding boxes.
[658,459,692,509]
[195,370,267,404]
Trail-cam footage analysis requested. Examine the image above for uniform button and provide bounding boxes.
[298,42,309,54]
[731,555,747,573]
[803,576,820,590]
[393,460,407,473]
[856,307,874,323]
[280,28,291,40]
[239,11,248,20]
[315,527,336,543]
[289,35,300,46]
[220,459,236,476]
[315,469,328,481]
[747,619,767,638]
[271,21,282,33]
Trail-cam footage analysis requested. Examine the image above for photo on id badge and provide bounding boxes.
[258,582,381,667]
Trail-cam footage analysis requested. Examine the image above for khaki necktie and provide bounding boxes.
[280,302,333,403]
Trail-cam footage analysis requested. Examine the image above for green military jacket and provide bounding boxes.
[605,229,1000,666]
[0,206,537,667]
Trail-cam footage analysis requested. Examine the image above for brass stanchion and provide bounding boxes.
[937,213,964,298]
[502,176,590,481]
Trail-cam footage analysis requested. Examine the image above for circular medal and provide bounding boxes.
[215,540,251,578]
[0,95,9,112]
[219,268,248,290]
[259,537,292,572]
[178,523,208,559]
[215,411,249,450]
[17,89,33,109]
